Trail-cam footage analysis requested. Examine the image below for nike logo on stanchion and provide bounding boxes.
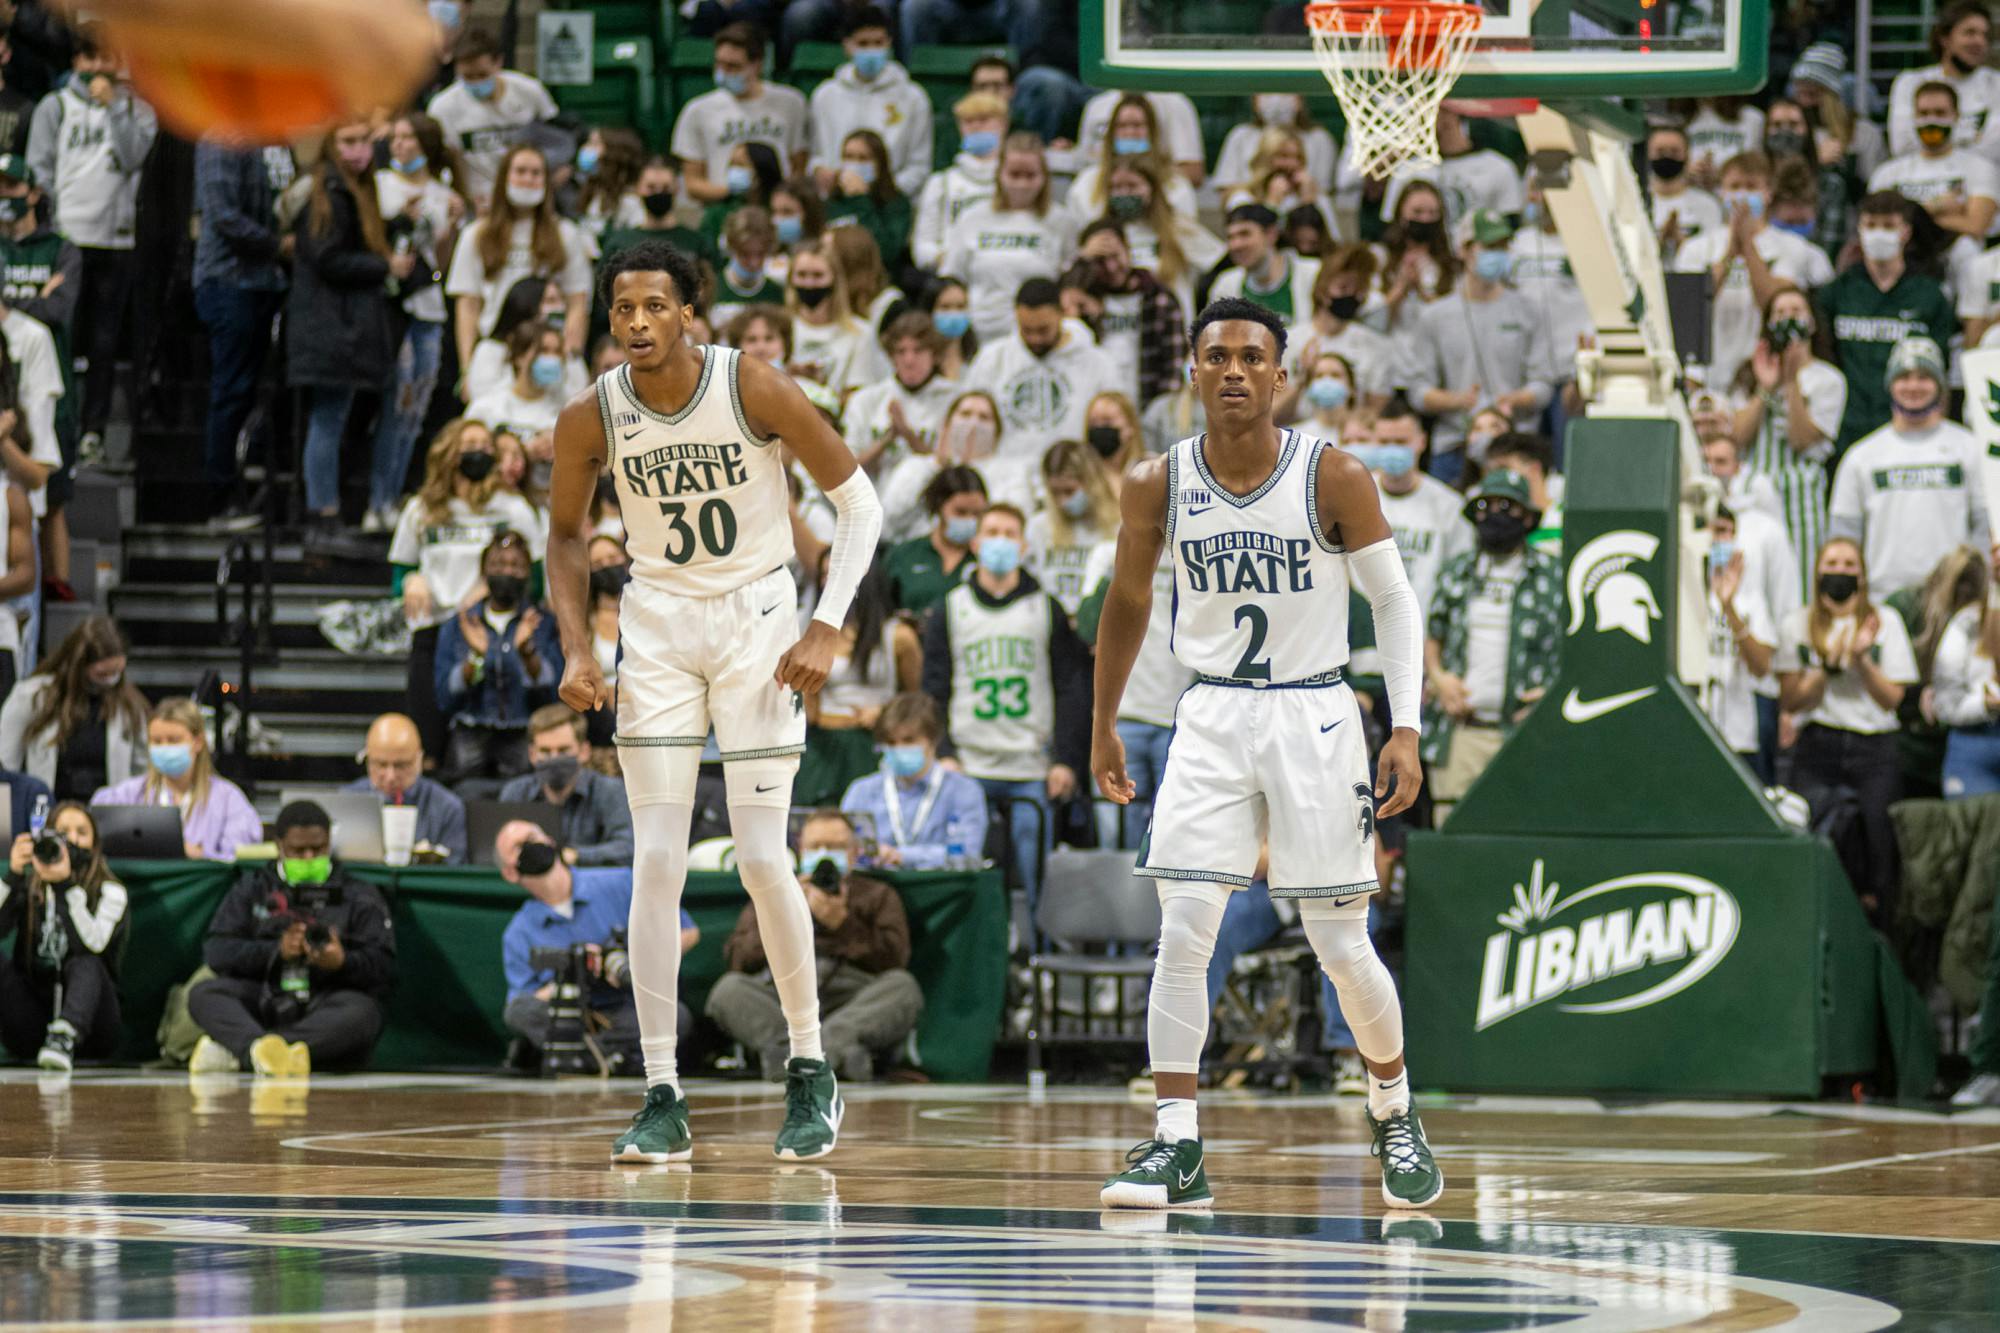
[1560,685,1658,723]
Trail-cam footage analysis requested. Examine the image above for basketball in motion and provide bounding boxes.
[54,0,435,142]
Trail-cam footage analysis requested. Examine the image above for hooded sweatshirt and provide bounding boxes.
[913,152,997,270]
[26,80,157,250]
[809,60,934,199]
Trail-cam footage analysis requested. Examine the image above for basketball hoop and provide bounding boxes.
[1305,0,1484,180]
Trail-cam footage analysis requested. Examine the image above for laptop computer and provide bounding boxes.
[93,805,187,859]
[464,800,564,867]
[280,789,389,863]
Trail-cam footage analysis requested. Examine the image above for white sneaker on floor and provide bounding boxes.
[1334,1052,1367,1096]
[360,507,387,534]
[1952,1072,2000,1107]
[189,1035,239,1074]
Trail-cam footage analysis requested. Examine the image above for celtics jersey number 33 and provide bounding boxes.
[1166,430,1351,684]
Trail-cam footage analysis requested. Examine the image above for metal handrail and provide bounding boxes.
[214,523,276,771]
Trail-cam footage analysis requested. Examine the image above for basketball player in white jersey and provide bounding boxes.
[546,242,883,1163]
[1092,297,1442,1210]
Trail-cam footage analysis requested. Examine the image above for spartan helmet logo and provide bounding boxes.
[1354,782,1376,843]
[1566,530,1663,644]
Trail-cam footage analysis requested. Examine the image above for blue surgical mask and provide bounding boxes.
[844,159,877,186]
[465,77,497,101]
[977,535,1021,575]
[1724,190,1765,219]
[725,164,754,195]
[1060,490,1091,518]
[960,129,999,157]
[853,48,889,80]
[1709,539,1737,573]
[575,145,600,175]
[150,743,194,778]
[944,514,979,545]
[804,847,850,878]
[1474,249,1512,282]
[1521,200,1542,228]
[1374,443,1416,478]
[394,153,429,178]
[775,213,803,245]
[1773,218,1813,238]
[883,744,928,778]
[715,68,749,96]
[1306,377,1349,410]
[1113,136,1151,156]
[429,0,463,28]
[530,354,564,388]
[728,257,760,286]
[933,310,970,338]
[1345,444,1384,472]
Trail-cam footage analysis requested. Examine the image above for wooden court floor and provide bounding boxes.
[0,1071,1997,1329]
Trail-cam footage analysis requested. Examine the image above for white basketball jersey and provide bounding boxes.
[1166,430,1350,683]
[943,584,1055,782]
[600,347,791,598]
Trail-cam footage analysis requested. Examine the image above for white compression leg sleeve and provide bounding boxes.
[630,801,695,1091]
[728,804,823,1061]
[1300,902,1404,1066]
[1149,884,1230,1076]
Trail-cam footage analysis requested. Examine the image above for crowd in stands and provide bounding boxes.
[0,0,1997,1103]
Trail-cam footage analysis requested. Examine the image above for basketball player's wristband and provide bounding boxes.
[812,469,884,630]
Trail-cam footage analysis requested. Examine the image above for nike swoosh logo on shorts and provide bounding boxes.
[761,603,781,615]
[1560,685,1658,723]
[1320,721,1341,733]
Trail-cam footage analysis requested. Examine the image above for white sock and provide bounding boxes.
[1155,1098,1199,1144]
[1368,1069,1411,1119]
[729,803,823,1063]
[629,800,694,1094]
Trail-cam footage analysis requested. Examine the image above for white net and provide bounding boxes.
[1306,1,1482,180]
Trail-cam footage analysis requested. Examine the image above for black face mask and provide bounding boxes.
[1087,425,1124,459]
[1325,293,1363,321]
[1648,155,1687,181]
[1765,130,1806,159]
[590,564,631,597]
[1404,219,1443,244]
[486,573,528,610]
[1476,513,1529,552]
[515,840,559,877]
[459,450,496,481]
[1818,572,1859,603]
[794,284,832,309]
[641,190,675,219]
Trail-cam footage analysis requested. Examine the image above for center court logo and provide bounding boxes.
[1474,859,1740,1031]
[1566,530,1661,643]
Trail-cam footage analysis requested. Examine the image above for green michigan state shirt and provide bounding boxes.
[1822,266,1956,450]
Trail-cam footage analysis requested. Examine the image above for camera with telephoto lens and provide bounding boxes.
[809,856,842,892]
[305,921,334,951]
[527,928,628,1077]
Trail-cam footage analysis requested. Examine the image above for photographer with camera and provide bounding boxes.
[0,801,126,1071]
[186,801,396,1076]
[496,820,695,1074]
[707,809,923,1083]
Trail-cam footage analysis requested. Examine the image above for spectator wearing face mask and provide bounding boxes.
[841,692,990,867]
[1069,93,1202,227]
[1671,150,1833,392]
[1025,439,1120,618]
[1507,180,1594,403]
[443,144,593,382]
[1824,193,1955,449]
[425,27,556,209]
[807,7,932,200]
[1829,336,1990,599]
[964,279,1115,463]
[1700,434,1808,639]
[845,313,958,476]
[709,207,786,332]
[1076,89,1206,191]
[1406,210,1555,484]
[786,238,877,399]
[671,22,808,207]
[914,92,1007,271]
[1887,0,2000,163]
[1484,431,1566,555]
[465,322,564,483]
[1062,221,1193,413]
[433,532,564,792]
[597,156,716,276]
[1364,404,1474,621]
[798,561,922,807]
[1701,507,1778,771]
[1290,350,1357,445]
[1377,180,1457,342]
[1214,94,1340,211]
[581,535,628,747]
[91,697,260,861]
[496,705,632,865]
[1869,79,1997,299]
[884,464,987,612]
[825,132,912,274]
[943,134,1078,344]
[1647,123,1726,262]
[1284,245,1394,410]
[1422,470,1563,826]
[1762,97,1850,260]
[1728,282,1846,593]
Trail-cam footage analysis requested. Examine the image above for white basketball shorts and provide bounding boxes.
[1137,673,1379,915]
[615,566,805,805]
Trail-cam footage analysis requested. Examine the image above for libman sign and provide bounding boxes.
[1474,860,1740,1031]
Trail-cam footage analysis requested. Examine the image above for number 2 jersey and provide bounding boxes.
[1166,429,1351,683]
[599,346,792,598]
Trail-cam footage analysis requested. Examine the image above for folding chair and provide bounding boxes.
[1025,849,1160,1079]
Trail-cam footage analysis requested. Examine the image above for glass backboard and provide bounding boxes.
[1082,0,1764,100]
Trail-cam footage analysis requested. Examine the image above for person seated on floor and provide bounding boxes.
[839,691,988,867]
[495,704,633,865]
[706,808,923,1083]
[495,819,698,1072]
[342,712,469,863]
[186,801,397,1077]
[0,801,127,1071]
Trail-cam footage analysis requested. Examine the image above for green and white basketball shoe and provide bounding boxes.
[774,1057,842,1160]
[1368,1106,1445,1208]
[612,1085,693,1163]
[1100,1138,1214,1210]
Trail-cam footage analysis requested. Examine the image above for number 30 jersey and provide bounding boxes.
[600,346,792,598]
[1166,430,1351,683]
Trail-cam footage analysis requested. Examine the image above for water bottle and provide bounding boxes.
[946,842,966,872]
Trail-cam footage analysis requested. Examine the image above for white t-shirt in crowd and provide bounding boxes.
[465,383,562,447]
[1076,91,1204,170]
[964,331,1117,464]
[1064,163,1200,224]
[669,83,809,191]
[1829,418,1991,596]
[444,216,596,339]
[1931,606,2000,748]
[1777,603,1918,734]
[1463,551,1524,722]
[1379,475,1476,622]
[373,170,457,324]
[912,153,996,270]
[1649,185,1727,251]
[843,374,958,464]
[1285,319,1398,402]
[1381,149,1524,224]
[790,318,877,400]
[1869,149,2000,234]
[1671,224,1833,391]
[939,202,1078,344]
[2,309,63,519]
[1685,104,1765,173]
[1025,510,1112,617]
[425,74,558,206]
[388,492,547,628]
[463,344,588,406]
[1082,540,1194,728]
[1888,62,2000,161]
[1213,120,1341,198]
[1704,587,1775,753]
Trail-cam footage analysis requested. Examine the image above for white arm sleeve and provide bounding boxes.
[1348,537,1423,734]
[810,468,885,630]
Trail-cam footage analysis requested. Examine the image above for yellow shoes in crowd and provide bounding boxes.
[189,1033,311,1078]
